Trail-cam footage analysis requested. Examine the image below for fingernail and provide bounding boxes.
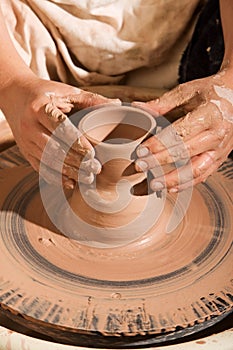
[150,181,165,191]
[169,188,178,193]
[91,159,102,174]
[80,172,94,185]
[64,180,75,190]
[109,98,122,105]
[136,146,150,157]
[135,160,148,171]
[85,149,95,159]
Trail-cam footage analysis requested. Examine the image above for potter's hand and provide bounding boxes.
[3,77,120,188]
[134,73,233,192]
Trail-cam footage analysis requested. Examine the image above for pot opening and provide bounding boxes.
[79,106,156,146]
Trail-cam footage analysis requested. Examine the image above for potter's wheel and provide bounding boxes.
[0,147,232,348]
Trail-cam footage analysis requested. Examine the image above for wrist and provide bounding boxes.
[0,72,38,123]
[0,70,37,101]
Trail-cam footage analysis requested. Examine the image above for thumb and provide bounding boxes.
[134,81,200,115]
[67,90,121,109]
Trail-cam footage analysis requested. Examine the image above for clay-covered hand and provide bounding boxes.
[134,72,233,192]
[2,77,120,188]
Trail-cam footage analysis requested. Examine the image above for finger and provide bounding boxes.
[77,170,95,185]
[38,107,92,152]
[137,102,221,157]
[169,157,224,192]
[134,81,203,115]
[131,102,161,118]
[184,128,226,156]
[30,140,79,181]
[45,92,75,114]
[27,154,76,189]
[172,102,222,139]
[135,133,189,171]
[44,100,67,123]
[79,158,101,175]
[30,134,100,183]
[60,143,102,173]
[44,91,121,122]
[28,135,80,181]
[136,102,225,168]
[42,90,121,159]
[66,91,121,109]
[151,82,204,115]
[137,124,183,158]
[28,151,94,189]
[37,116,95,160]
[149,152,215,192]
[28,129,67,165]
[28,122,101,178]
[50,118,94,156]
[26,153,40,172]
[40,155,95,186]
[135,146,190,172]
[136,125,228,171]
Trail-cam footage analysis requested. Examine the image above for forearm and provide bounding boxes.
[0,5,36,107]
[220,0,233,70]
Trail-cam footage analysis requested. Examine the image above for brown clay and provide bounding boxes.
[0,144,232,346]
[65,105,160,247]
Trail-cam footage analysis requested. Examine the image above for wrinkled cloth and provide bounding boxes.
[1,0,203,89]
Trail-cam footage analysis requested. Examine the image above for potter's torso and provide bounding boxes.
[2,0,204,88]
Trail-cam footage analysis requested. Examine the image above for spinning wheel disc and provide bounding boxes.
[0,157,232,347]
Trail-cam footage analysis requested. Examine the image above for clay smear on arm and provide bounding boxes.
[212,85,233,123]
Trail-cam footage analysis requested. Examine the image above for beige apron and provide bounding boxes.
[1,0,204,89]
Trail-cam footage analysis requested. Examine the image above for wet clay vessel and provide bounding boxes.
[66,105,162,247]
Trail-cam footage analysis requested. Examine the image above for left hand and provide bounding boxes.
[2,77,120,188]
[133,72,233,192]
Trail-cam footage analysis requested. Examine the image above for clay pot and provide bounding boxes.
[66,105,165,247]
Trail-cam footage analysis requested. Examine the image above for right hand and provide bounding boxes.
[2,77,120,188]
